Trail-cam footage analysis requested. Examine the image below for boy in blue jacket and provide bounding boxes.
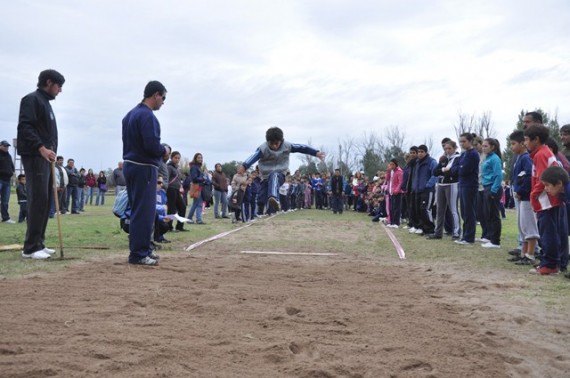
[509,131,539,265]
[412,145,438,235]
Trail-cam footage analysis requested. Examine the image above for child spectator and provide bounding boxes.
[539,166,570,278]
[508,130,539,266]
[279,175,291,212]
[154,176,171,244]
[386,159,404,227]
[411,145,437,235]
[525,125,567,275]
[16,174,27,223]
[479,138,503,248]
[238,127,324,214]
[451,133,480,245]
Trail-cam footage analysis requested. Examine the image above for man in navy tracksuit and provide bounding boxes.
[122,81,170,266]
[411,145,438,235]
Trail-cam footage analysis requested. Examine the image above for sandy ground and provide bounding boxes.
[1,217,569,377]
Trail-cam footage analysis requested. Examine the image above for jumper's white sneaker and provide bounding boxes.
[21,250,51,260]
[43,247,56,255]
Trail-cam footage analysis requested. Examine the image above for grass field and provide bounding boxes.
[1,191,570,307]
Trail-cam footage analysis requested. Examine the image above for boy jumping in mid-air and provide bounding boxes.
[238,127,325,214]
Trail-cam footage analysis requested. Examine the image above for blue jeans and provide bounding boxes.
[459,186,477,243]
[66,185,81,213]
[0,178,11,221]
[85,186,95,205]
[96,189,106,205]
[188,196,203,222]
[213,189,228,217]
[78,187,85,210]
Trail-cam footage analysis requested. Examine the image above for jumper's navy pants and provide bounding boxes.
[124,162,157,263]
[537,206,569,270]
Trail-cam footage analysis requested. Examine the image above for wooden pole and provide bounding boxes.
[51,161,64,259]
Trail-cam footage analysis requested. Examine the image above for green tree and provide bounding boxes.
[361,148,382,179]
[221,161,241,179]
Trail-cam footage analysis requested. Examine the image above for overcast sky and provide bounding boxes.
[1,0,569,173]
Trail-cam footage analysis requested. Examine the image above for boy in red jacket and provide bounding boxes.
[524,125,567,275]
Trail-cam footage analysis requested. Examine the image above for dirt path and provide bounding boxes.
[1,217,569,377]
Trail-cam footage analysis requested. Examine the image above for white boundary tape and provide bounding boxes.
[382,224,407,259]
[241,251,338,256]
[184,222,254,251]
[184,213,280,251]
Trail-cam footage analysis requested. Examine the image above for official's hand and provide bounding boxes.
[39,146,56,162]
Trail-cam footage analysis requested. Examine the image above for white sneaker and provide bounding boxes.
[402,225,410,229]
[389,224,399,228]
[414,229,424,234]
[43,247,56,255]
[408,227,417,233]
[476,238,490,243]
[455,240,473,245]
[3,219,16,224]
[481,242,500,249]
[21,250,51,260]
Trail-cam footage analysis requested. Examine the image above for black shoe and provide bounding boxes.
[451,235,461,240]
[508,255,522,262]
[176,228,189,232]
[426,234,442,240]
[508,248,521,256]
[196,221,206,225]
[159,239,171,243]
[515,256,534,265]
[222,216,230,219]
[129,256,158,266]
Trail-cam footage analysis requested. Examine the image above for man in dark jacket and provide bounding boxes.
[65,158,81,214]
[330,169,344,214]
[17,69,65,259]
[0,140,15,223]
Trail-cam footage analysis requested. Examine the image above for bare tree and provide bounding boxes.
[453,111,477,141]
[476,111,495,138]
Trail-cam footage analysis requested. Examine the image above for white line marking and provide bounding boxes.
[185,223,254,251]
[382,224,407,259]
[241,251,338,256]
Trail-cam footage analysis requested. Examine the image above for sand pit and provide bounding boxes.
[1,218,569,377]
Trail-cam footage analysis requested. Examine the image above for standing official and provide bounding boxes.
[122,81,170,266]
[17,69,65,259]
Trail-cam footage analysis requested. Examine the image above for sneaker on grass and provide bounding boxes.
[454,240,473,245]
[21,250,51,260]
[529,266,559,275]
[414,229,424,235]
[481,242,500,249]
[408,227,417,233]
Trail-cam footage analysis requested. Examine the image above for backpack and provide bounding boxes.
[112,189,129,218]
[201,181,213,202]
